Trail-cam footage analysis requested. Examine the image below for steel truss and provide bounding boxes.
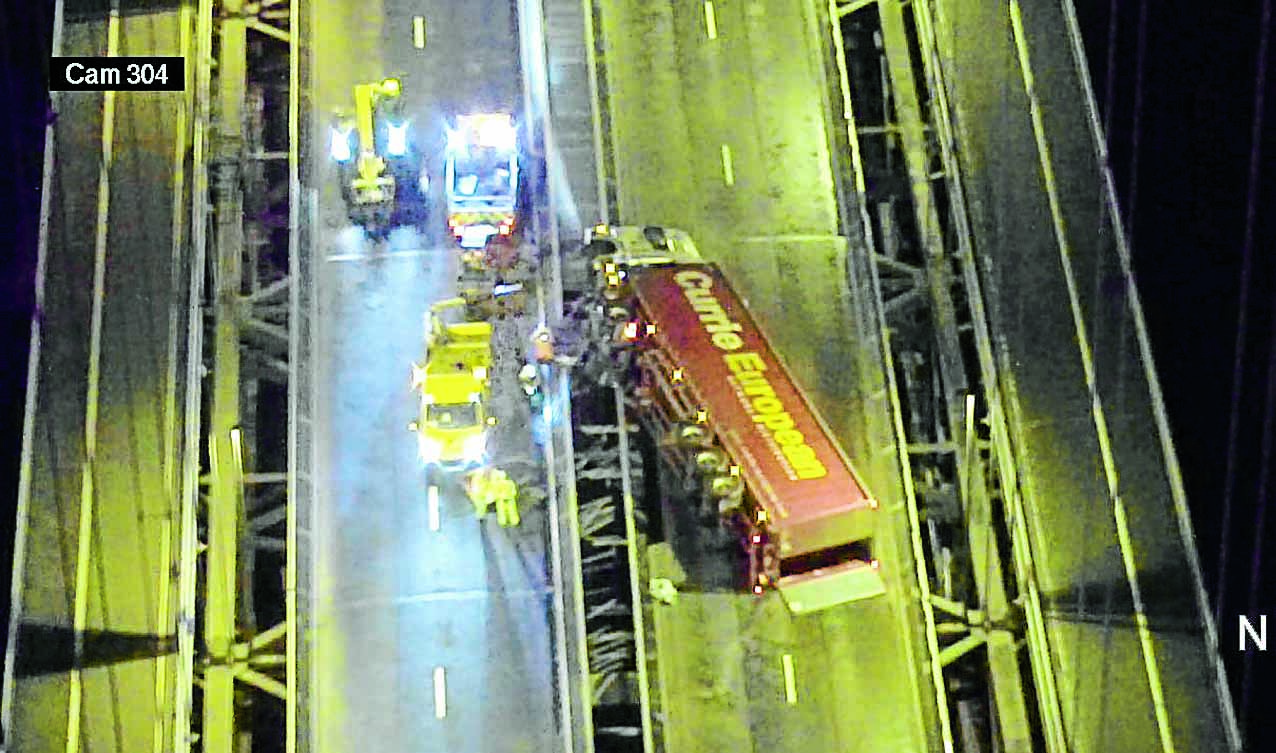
[563,369,657,753]
[187,0,304,751]
[829,1,1063,751]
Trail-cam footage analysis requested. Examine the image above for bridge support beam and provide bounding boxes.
[205,1,248,751]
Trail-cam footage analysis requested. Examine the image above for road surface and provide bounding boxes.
[308,2,559,752]
[596,0,939,750]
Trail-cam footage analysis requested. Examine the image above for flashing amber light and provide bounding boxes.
[593,223,610,237]
[671,367,684,383]
[645,323,657,336]
[622,321,640,340]
[756,509,768,523]
[751,534,762,545]
[695,409,708,423]
[752,585,764,595]
[729,464,740,477]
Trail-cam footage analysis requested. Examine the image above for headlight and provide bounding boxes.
[329,127,353,163]
[460,433,487,463]
[379,78,402,97]
[476,117,515,150]
[418,435,443,463]
[386,122,409,157]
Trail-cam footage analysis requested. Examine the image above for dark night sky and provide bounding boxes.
[1,0,1273,748]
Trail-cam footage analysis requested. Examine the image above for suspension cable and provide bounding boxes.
[1101,0,1120,138]
[1218,0,1271,635]
[1124,0,1150,243]
[1240,2,1274,734]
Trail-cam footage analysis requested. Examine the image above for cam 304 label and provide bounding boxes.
[50,57,184,92]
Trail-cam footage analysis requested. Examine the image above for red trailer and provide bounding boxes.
[604,260,885,613]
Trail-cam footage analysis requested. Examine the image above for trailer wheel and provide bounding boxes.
[677,424,711,448]
[695,448,728,473]
[711,475,744,516]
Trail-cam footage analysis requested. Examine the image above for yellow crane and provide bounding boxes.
[328,77,408,229]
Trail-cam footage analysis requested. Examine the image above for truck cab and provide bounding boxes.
[584,224,703,267]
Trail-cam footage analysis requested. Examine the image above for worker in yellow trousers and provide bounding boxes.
[493,472,520,528]
[467,469,493,519]
[466,467,520,527]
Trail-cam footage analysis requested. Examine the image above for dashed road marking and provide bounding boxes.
[782,653,798,704]
[428,485,440,531]
[413,16,426,49]
[433,666,447,718]
[720,144,735,186]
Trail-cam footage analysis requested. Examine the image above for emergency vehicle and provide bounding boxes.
[585,224,885,614]
[444,113,519,249]
[409,298,495,469]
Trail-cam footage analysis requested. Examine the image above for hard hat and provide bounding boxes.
[530,325,555,363]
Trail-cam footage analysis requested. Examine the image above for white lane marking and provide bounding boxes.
[428,485,440,531]
[739,234,845,243]
[433,666,447,718]
[325,248,436,262]
[781,653,797,704]
[704,1,718,39]
[337,587,552,610]
[720,144,735,186]
[413,16,426,49]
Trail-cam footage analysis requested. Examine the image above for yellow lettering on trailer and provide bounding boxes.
[673,270,828,480]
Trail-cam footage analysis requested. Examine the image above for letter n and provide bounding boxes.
[1239,615,1266,651]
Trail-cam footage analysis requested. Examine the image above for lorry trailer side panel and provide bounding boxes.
[630,264,875,558]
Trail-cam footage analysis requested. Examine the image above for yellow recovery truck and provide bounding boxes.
[410,297,496,470]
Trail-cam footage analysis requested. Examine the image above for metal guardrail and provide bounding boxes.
[542,366,596,753]
[1052,0,1240,743]
[287,0,311,749]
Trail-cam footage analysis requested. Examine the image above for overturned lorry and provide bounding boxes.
[585,225,885,614]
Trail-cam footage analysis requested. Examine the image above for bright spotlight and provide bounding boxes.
[329,127,352,162]
[386,122,409,157]
[476,116,515,150]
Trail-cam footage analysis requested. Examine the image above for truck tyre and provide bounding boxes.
[695,448,728,474]
[677,424,711,448]
[711,474,744,512]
